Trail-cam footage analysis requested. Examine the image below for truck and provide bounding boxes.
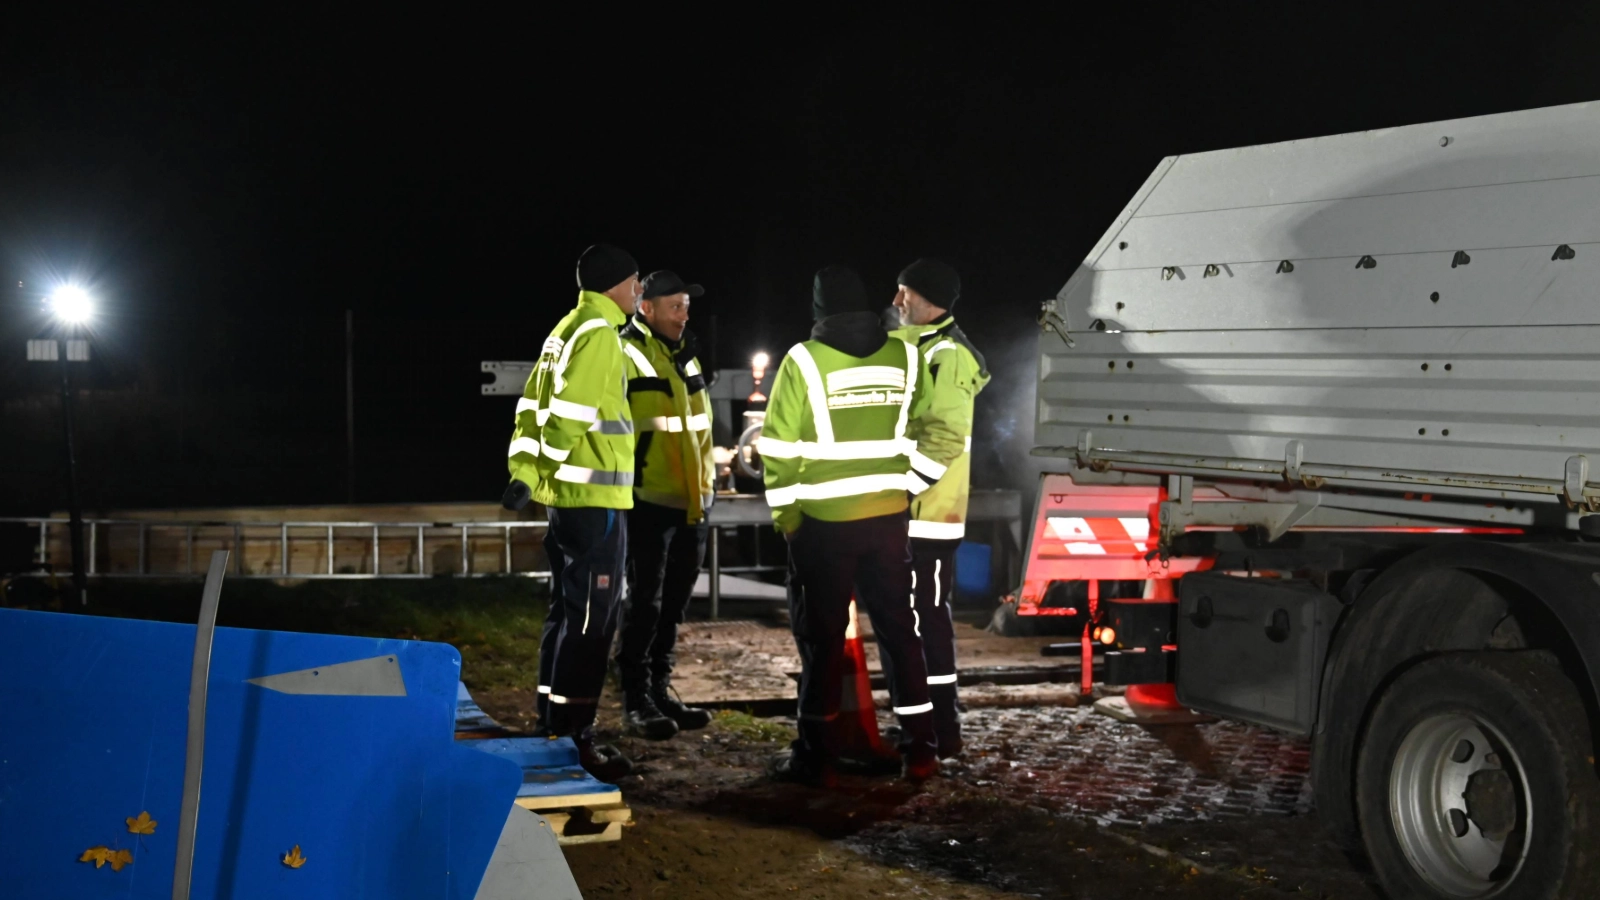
[1016,101,1600,899]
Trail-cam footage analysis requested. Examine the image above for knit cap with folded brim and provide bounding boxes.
[897,258,960,310]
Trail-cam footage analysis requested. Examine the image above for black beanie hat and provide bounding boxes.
[576,243,639,293]
[812,265,872,321]
[897,258,961,310]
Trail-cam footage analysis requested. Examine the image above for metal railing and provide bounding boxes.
[1,517,552,580]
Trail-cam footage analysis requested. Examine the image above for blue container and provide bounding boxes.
[954,540,993,598]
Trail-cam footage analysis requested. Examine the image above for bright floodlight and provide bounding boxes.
[751,351,770,371]
[48,285,94,324]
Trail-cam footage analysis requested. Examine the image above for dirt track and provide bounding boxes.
[480,671,1382,898]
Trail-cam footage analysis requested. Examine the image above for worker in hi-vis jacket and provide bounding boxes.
[759,265,964,786]
[889,258,989,759]
[613,269,718,741]
[501,243,639,782]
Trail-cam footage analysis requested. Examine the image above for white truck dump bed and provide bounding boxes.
[1037,101,1600,516]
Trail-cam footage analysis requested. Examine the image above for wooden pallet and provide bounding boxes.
[466,736,633,845]
[525,800,633,845]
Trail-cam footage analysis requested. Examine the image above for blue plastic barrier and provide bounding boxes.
[0,608,522,899]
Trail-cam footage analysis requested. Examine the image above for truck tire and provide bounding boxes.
[1355,651,1600,899]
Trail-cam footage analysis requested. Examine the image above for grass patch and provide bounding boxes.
[20,577,548,696]
[713,709,795,743]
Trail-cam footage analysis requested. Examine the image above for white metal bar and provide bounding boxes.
[503,524,512,574]
[417,525,426,576]
[281,523,289,576]
[372,525,379,576]
[88,521,97,576]
[461,525,469,575]
[172,549,229,900]
[327,525,334,575]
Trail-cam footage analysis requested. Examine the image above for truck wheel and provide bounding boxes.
[1356,651,1600,899]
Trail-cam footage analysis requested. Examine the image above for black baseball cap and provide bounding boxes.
[641,270,705,300]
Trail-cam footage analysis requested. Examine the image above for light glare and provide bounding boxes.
[48,285,94,324]
[751,352,770,370]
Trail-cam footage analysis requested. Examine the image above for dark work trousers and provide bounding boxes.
[911,536,962,754]
[537,506,627,738]
[615,499,708,690]
[786,512,935,765]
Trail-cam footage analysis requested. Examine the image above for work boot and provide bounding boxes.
[574,735,634,783]
[902,749,940,783]
[652,676,713,730]
[622,682,679,741]
[768,749,837,789]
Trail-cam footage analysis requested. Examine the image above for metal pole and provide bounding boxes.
[37,521,46,566]
[709,526,720,620]
[58,353,87,605]
[372,525,380,576]
[280,523,289,576]
[1081,579,1100,695]
[88,521,97,576]
[172,549,230,900]
[503,524,512,574]
[417,525,425,576]
[327,525,334,575]
[139,523,148,576]
[461,525,469,576]
[345,309,355,504]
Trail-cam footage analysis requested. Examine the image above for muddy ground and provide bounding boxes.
[474,612,1384,899]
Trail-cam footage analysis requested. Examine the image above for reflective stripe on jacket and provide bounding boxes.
[620,316,715,522]
[758,334,963,532]
[506,291,635,509]
[890,315,990,540]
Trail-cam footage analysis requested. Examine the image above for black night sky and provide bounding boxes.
[3,8,1599,515]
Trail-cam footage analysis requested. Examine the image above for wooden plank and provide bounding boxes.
[515,790,623,811]
[586,804,633,824]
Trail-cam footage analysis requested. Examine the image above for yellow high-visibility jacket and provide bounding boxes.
[890,315,990,540]
[506,292,635,509]
[758,321,964,533]
[619,315,716,522]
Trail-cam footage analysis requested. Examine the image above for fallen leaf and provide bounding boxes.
[127,811,158,834]
[80,846,113,869]
[108,849,134,872]
[282,845,308,869]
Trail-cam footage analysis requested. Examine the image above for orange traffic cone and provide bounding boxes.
[835,600,897,766]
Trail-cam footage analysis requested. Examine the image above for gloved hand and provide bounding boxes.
[501,479,532,511]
